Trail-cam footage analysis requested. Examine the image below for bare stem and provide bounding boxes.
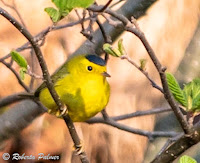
[88,117,178,139]
[121,55,163,93]
[95,0,113,12]
[1,0,26,27]
[96,18,111,62]
[88,107,172,123]
[1,60,30,92]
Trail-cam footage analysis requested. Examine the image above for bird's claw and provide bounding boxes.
[73,142,84,155]
[58,105,68,118]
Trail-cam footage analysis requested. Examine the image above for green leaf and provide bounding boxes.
[11,51,28,69]
[19,67,27,80]
[183,78,200,111]
[52,0,67,11]
[140,59,147,70]
[65,0,94,9]
[52,0,94,11]
[61,9,72,17]
[44,7,61,22]
[166,72,187,107]
[46,0,94,23]
[118,39,126,55]
[103,43,122,57]
[179,155,197,163]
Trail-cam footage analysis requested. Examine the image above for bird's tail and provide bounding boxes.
[0,92,37,108]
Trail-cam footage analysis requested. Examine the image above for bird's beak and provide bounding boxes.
[102,71,111,77]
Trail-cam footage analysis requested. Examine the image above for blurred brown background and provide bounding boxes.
[0,0,200,162]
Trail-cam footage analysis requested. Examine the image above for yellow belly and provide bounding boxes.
[39,74,110,122]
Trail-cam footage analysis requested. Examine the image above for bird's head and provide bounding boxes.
[67,54,111,78]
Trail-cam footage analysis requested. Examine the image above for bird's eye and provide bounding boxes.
[87,66,93,71]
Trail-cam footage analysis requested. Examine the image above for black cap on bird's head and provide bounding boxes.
[85,54,106,66]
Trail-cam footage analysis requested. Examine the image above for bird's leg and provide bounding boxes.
[73,141,84,155]
[58,104,68,117]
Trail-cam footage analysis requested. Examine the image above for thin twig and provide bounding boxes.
[96,18,112,43]
[1,60,30,92]
[96,18,111,62]
[81,11,96,41]
[121,55,164,93]
[88,117,178,139]
[101,13,123,27]
[88,107,172,123]
[95,0,113,12]
[0,18,90,62]
[1,0,26,27]
[75,9,86,30]
[110,0,125,8]
[27,65,42,79]
[29,49,36,90]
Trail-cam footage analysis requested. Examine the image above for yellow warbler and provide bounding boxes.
[35,54,110,122]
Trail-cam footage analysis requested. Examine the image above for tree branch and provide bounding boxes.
[87,107,172,123]
[0,18,90,62]
[151,122,200,163]
[95,0,113,12]
[88,117,178,139]
[0,93,33,108]
[0,7,89,163]
[120,55,163,93]
[1,0,26,28]
[0,100,45,143]
[97,7,191,134]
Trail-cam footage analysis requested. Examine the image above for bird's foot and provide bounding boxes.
[58,104,68,118]
[73,142,84,155]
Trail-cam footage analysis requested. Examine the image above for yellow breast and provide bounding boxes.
[38,54,110,122]
[39,72,110,122]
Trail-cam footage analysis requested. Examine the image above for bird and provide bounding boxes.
[34,54,110,122]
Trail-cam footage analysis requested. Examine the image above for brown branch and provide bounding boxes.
[0,92,34,107]
[151,122,200,163]
[88,107,172,123]
[0,100,45,143]
[88,116,178,139]
[98,7,191,134]
[75,9,86,31]
[95,0,113,12]
[0,18,90,62]
[120,55,163,93]
[29,49,36,90]
[0,7,89,163]
[1,0,26,28]
[110,0,125,8]
[96,18,111,62]
[87,108,176,139]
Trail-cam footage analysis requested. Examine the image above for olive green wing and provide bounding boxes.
[34,63,69,97]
